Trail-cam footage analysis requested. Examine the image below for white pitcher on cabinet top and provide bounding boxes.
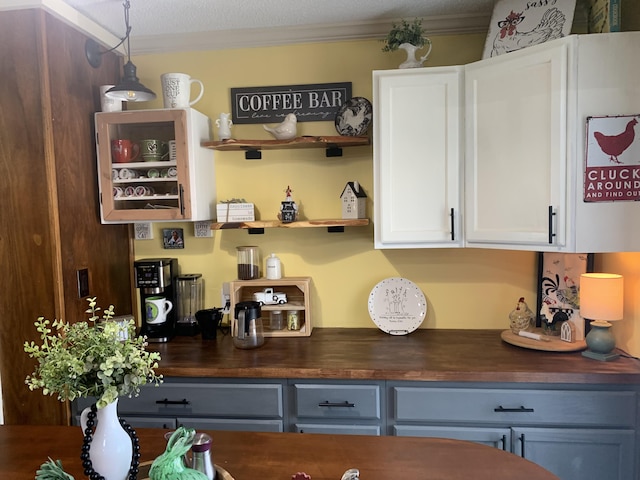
[161,72,204,108]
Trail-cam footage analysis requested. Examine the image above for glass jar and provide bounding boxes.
[236,246,260,280]
[287,310,300,331]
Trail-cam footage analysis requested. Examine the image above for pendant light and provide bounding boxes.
[85,0,156,102]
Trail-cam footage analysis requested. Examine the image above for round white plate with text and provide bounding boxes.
[368,277,427,335]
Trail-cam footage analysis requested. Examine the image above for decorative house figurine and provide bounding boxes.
[340,181,367,219]
[279,185,298,223]
[561,320,576,343]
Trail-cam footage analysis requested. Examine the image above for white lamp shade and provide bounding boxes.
[580,273,624,321]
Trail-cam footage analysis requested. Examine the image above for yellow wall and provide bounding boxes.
[129,34,639,357]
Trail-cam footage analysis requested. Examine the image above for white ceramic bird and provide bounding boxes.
[263,113,297,140]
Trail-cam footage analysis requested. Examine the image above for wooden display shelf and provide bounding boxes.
[229,277,312,337]
[202,135,370,158]
[211,218,369,234]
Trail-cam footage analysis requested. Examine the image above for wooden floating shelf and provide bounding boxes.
[202,135,370,158]
[211,218,369,234]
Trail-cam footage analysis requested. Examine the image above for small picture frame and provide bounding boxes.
[162,228,184,249]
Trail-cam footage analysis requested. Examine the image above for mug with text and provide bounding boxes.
[161,73,204,108]
[145,296,173,325]
[111,139,140,163]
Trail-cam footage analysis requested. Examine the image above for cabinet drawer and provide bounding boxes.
[293,384,381,419]
[393,387,636,427]
[178,418,283,433]
[294,423,381,435]
[118,382,283,418]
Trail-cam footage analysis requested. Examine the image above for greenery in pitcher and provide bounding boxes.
[24,297,162,409]
[381,18,427,52]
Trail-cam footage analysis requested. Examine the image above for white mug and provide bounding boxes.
[215,113,233,140]
[100,84,122,112]
[145,296,173,324]
[161,73,204,108]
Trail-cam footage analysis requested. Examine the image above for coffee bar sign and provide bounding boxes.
[231,82,352,124]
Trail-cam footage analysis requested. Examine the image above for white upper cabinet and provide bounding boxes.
[465,33,640,252]
[373,67,464,249]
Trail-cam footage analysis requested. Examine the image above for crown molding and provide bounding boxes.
[131,14,491,55]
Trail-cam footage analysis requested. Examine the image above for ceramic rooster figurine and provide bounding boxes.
[263,113,297,140]
[149,427,209,480]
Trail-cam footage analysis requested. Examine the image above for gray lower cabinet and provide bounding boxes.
[388,383,638,480]
[71,377,639,479]
[74,377,286,433]
[289,380,384,435]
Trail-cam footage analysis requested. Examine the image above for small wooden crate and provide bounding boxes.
[229,277,312,337]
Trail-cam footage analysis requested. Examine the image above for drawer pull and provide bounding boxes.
[318,401,355,408]
[155,398,190,405]
[494,405,534,413]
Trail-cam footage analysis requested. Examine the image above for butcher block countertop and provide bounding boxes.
[149,328,640,385]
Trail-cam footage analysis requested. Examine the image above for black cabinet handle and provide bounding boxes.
[520,433,526,457]
[500,434,507,451]
[318,400,355,408]
[450,208,455,241]
[494,405,534,413]
[155,398,190,405]
[179,184,185,216]
[548,205,556,244]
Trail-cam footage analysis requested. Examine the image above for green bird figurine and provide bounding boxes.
[149,427,209,480]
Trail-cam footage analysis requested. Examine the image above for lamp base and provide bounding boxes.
[581,349,620,362]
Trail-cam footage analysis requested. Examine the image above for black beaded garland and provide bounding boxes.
[80,403,140,480]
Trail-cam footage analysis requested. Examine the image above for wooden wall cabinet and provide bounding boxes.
[0,9,133,425]
[95,108,215,223]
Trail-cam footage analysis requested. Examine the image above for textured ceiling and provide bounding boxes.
[59,0,497,54]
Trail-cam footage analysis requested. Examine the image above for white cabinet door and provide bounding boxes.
[373,67,464,249]
[464,39,570,250]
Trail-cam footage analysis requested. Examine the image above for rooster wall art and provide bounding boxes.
[482,0,576,59]
[593,117,638,164]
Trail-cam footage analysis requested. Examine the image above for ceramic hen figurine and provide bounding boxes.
[263,113,297,140]
[149,427,209,480]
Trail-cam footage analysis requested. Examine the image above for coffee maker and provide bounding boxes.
[134,258,178,342]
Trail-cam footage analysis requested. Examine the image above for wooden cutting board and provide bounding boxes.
[501,329,587,352]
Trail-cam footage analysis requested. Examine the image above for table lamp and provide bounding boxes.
[580,273,624,361]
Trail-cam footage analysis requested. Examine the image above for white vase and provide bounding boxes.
[398,39,433,69]
[80,398,133,480]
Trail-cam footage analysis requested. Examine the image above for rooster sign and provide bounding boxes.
[585,115,640,202]
[482,0,576,59]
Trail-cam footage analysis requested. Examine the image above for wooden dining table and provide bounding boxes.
[0,425,559,480]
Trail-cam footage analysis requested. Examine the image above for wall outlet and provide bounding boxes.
[77,268,90,298]
[221,282,230,314]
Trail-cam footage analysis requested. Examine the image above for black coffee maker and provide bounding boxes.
[134,258,178,342]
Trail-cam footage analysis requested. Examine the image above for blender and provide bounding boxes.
[176,274,203,336]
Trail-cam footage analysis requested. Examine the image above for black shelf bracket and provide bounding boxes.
[248,228,265,234]
[325,146,343,157]
[244,149,262,160]
[327,226,345,233]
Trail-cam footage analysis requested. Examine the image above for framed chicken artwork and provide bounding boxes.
[482,0,576,59]
[585,114,640,202]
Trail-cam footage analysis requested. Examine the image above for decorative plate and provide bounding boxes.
[367,277,427,335]
[334,97,372,136]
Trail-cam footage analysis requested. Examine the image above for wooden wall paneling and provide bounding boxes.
[0,8,132,425]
